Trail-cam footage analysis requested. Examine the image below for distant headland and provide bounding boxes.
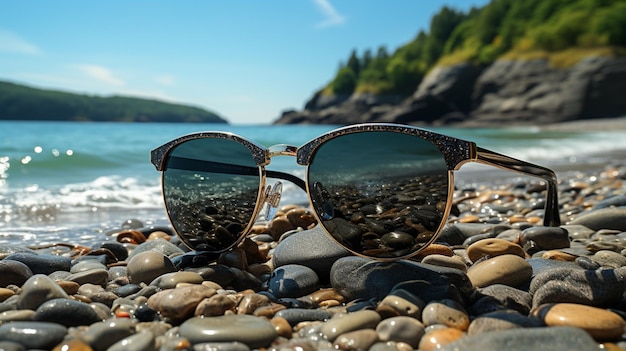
[0,80,227,124]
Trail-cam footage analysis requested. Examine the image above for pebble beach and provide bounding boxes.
[1,123,626,350]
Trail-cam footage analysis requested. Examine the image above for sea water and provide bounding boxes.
[1,120,625,246]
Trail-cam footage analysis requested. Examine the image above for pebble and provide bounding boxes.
[147,284,216,321]
[80,318,136,351]
[420,254,468,271]
[520,226,570,253]
[529,266,626,308]
[268,264,320,298]
[467,310,543,334]
[34,298,102,327]
[0,260,33,287]
[126,251,177,285]
[16,274,69,310]
[438,326,600,351]
[569,207,626,231]
[376,316,425,348]
[4,252,71,275]
[421,299,470,330]
[466,238,525,263]
[272,225,350,280]
[467,254,532,288]
[0,321,68,350]
[533,303,626,340]
[320,310,381,342]
[334,329,379,350]
[418,327,465,350]
[179,315,277,348]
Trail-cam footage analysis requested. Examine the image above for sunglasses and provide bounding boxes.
[151,123,560,261]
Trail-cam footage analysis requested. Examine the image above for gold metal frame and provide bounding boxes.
[151,123,561,260]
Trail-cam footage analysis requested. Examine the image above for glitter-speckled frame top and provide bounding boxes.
[151,123,561,259]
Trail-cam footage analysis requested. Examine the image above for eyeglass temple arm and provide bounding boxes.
[165,156,307,191]
[475,147,561,227]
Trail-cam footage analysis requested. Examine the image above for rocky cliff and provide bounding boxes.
[274,56,626,126]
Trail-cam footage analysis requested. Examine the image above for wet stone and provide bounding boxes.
[126,251,177,285]
[17,274,69,310]
[81,318,136,351]
[34,298,101,327]
[179,314,277,348]
[0,321,68,350]
[334,329,379,350]
[107,330,156,351]
[0,260,33,287]
[4,252,71,275]
[520,227,570,253]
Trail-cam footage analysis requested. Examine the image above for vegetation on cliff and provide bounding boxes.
[325,0,626,97]
[0,81,227,123]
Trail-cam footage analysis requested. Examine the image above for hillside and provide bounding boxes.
[0,81,227,123]
[275,0,626,126]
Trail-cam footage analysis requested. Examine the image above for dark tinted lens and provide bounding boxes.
[307,131,449,259]
[162,138,260,252]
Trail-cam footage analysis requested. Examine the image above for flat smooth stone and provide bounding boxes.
[467,254,532,288]
[179,315,277,348]
[533,303,626,340]
[438,326,599,351]
[321,310,380,342]
[0,321,67,350]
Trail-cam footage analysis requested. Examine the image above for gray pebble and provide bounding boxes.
[81,317,136,351]
[476,284,532,315]
[34,297,101,327]
[127,238,184,259]
[4,252,71,275]
[0,321,67,349]
[194,342,250,351]
[275,308,332,326]
[17,274,69,310]
[107,330,156,351]
[179,315,277,348]
[268,264,320,298]
[272,226,350,281]
[467,310,543,335]
[530,266,626,308]
[0,260,32,287]
[330,256,472,301]
[569,207,626,231]
[439,326,599,351]
[126,251,177,285]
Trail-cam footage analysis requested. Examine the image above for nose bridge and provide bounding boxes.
[268,144,298,158]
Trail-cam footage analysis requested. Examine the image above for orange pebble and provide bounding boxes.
[418,328,464,350]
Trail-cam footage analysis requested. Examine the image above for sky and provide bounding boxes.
[1,0,489,124]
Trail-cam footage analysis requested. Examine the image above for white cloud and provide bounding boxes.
[76,64,125,86]
[0,29,41,55]
[313,0,346,28]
